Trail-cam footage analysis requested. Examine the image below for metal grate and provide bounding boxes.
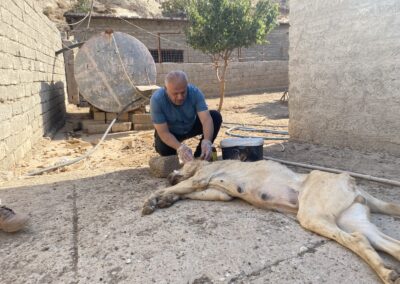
[149,49,184,63]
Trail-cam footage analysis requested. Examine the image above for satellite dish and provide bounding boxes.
[74,30,158,113]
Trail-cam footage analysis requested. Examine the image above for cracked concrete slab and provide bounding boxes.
[1,158,399,284]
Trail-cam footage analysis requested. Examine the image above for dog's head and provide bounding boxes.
[167,159,209,185]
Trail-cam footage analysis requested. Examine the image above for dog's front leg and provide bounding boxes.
[142,179,205,215]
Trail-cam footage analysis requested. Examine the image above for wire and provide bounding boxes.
[25,98,139,176]
[115,15,187,49]
[26,118,116,176]
[225,125,289,140]
[111,33,150,103]
[26,32,151,176]
[264,156,400,187]
[223,121,287,128]
[68,11,91,26]
[83,0,95,41]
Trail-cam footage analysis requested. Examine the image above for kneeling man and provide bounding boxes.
[150,70,222,163]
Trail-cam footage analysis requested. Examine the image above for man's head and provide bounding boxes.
[165,71,188,105]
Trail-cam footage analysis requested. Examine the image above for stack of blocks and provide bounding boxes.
[82,106,154,134]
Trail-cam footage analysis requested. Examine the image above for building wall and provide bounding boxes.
[0,0,66,170]
[68,17,289,63]
[289,0,400,154]
[156,61,288,97]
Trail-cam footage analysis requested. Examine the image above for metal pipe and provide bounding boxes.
[264,156,400,187]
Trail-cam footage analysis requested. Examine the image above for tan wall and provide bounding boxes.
[156,61,288,97]
[0,0,66,170]
[68,17,289,63]
[289,0,400,154]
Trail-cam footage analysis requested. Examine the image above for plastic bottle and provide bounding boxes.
[211,146,218,162]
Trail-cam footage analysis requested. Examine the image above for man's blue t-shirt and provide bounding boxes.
[150,84,208,135]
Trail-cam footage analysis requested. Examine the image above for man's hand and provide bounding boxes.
[177,144,193,164]
[200,139,212,161]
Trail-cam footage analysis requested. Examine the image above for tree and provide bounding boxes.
[185,0,279,111]
[161,0,188,18]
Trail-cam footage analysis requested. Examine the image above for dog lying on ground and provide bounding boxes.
[142,159,400,284]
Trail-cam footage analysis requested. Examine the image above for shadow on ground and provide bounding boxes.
[1,158,397,283]
[247,100,289,120]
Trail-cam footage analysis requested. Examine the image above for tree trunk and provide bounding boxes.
[217,57,229,112]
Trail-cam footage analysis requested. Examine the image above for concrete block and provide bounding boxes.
[0,104,12,121]
[106,112,117,122]
[111,122,132,132]
[65,119,82,132]
[148,155,181,178]
[134,123,154,131]
[130,113,152,124]
[93,111,105,121]
[0,120,11,140]
[117,112,129,122]
[87,123,109,134]
[81,119,103,131]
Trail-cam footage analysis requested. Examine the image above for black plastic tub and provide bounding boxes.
[220,138,264,162]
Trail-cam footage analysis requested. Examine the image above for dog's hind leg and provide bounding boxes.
[298,214,399,284]
[360,189,400,216]
[338,202,400,262]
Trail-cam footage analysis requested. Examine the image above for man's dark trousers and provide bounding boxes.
[154,110,222,157]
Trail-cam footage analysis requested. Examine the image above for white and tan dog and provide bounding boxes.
[142,159,400,284]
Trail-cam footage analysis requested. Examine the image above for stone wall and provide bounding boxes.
[0,0,66,170]
[289,0,400,154]
[66,15,289,63]
[156,61,288,97]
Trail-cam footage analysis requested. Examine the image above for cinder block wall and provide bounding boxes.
[289,0,400,154]
[68,17,289,63]
[0,0,66,170]
[156,61,288,96]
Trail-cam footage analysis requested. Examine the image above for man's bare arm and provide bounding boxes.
[154,123,182,150]
[197,110,214,141]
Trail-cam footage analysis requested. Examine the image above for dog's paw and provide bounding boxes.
[141,193,180,216]
[141,197,158,216]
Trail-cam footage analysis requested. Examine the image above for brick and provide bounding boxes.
[118,112,129,121]
[0,120,11,140]
[79,119,102,131]
[65,119,82,132]
[0,104,12,120]
[93,111,105,121]
[130,113,152,124]
[111,122,132,133]
[87,123,109,134]
[134,123,154,131]
[0,143,7,161]
[106,112,117,122]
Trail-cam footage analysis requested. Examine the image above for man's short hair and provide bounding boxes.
[165,70,188,86]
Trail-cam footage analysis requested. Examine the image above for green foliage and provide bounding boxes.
[161,0,188,18]
[74,0,91,13]
[185,0,279,55]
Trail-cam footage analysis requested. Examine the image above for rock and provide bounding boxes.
[299,246,308,253]
[148,155,181,178]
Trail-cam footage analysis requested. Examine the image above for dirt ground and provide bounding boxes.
[1,92,399,284]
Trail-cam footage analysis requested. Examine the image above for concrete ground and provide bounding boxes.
[1,92,399,284]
